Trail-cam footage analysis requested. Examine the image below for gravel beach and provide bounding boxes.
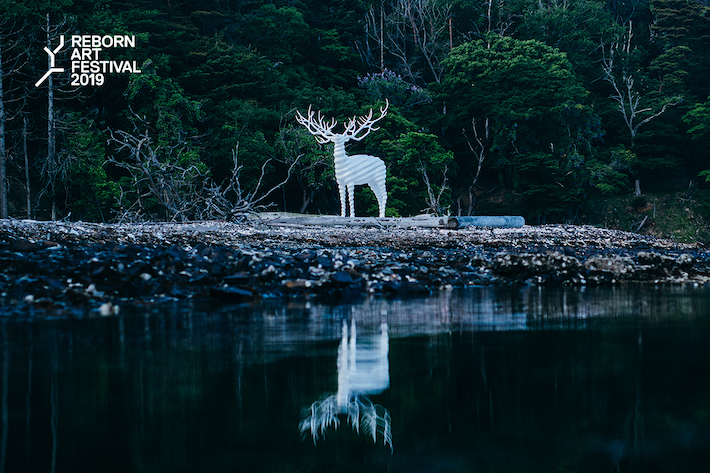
[1,218,708,316]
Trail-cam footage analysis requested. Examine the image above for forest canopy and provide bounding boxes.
[1,0,709,223]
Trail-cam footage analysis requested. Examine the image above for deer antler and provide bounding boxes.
[343,99,389,142]
[295,106,338,144]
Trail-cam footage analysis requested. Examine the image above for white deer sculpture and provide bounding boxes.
[296,101,389,218]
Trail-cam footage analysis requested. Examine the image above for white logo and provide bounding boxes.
[35,34,142,88]
[35,35,65,87]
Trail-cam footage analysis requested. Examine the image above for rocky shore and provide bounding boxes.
[1,218,709,316]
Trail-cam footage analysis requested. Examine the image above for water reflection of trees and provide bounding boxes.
[0,286,708,472]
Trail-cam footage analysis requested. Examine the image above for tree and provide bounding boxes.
[458,116,489,216]
[38,13,70,220]
[0,11,28,218]
[21,113,30,218]
[385,131,454,215]
[452,0,516,41]
[1,0,73,219]
[438,35,595,219]
[275,122,333,213]
[684,94,710,183]
[0,22,8,218]
[601,43,682,149]
[517,0,619,81]
[109,62,207,220]
[600,23,682,195]
[684,95,710,139]
[358,68,431,110]
[650,0,710,99]
[365,0,453,85]
[61,111,117,221]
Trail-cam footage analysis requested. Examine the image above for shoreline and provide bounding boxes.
[1,218,709,316]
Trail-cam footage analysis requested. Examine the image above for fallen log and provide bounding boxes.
[451,216,525,228]
[263,216,525,229]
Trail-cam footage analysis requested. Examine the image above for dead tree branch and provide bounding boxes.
[420,161,449,216]
[107,128,294,223]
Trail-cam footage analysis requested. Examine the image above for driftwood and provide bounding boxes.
[264,215,525,229]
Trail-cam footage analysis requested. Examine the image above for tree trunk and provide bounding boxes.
[379,0,384,73]
[23,114,30,219]
[467,187,475,217]
[46,14,57,220]
[299,188,313,214]
[634,178,641,197]
[0,36,7,219]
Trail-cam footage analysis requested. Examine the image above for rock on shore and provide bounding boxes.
[1,219,708,316]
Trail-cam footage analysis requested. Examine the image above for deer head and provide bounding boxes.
[295,100,389,144]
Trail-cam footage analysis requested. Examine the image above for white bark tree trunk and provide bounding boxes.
[46,14,57,220]
[23,114,30,218]
[0,33,7,219]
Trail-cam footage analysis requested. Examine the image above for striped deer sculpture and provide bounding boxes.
[296,101,389,218]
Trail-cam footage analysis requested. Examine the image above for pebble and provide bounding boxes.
[0,220,708,315]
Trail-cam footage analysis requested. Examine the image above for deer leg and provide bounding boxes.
[348,185,355,217]
[370,171,387,218]
[379,186,387,218]
[338,184,347,217]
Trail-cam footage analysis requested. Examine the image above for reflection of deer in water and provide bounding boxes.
[300,320,392,450]
[295,102,389,218]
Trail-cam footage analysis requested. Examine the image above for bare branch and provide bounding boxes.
[366,0,452,85]
[600,40,682,146]
[107,126,294,222]
[419,160,449,216]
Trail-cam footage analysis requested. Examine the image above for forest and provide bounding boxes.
[0,0,709,224]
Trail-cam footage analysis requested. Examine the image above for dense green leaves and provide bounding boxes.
[438,36,595,219]
[385,132,455,216]
[684,95,710,138]
[441,36,587,123]
[1,0,709,221]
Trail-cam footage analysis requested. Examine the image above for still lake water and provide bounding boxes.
[2,286,710,473]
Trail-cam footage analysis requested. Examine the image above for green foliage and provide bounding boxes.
[124,61,205,150]
[439,36,588,124]
[358,69,431,110]
[0,0,73,18]
[227,128,277,194]
[384,132,455,216]
[111,62,211,220]
[237,4,310,64]
[650,0,710,99]
[695,189,710,224]
[438,35,594,219]
[683,95,710,187]
[684,95,710,138]
[2,0,710,222]
[584,192,710,242]
[62,113,119,221]
[275,125,334,213]
[586,161,626,195]
[582,146,635,196]
[648,45,692,96]
[518,0,619,79]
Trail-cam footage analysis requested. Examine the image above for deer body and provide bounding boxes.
[296,102,389,218]
[332,137,387,218]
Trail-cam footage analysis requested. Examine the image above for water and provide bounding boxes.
[2,286,710,473]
